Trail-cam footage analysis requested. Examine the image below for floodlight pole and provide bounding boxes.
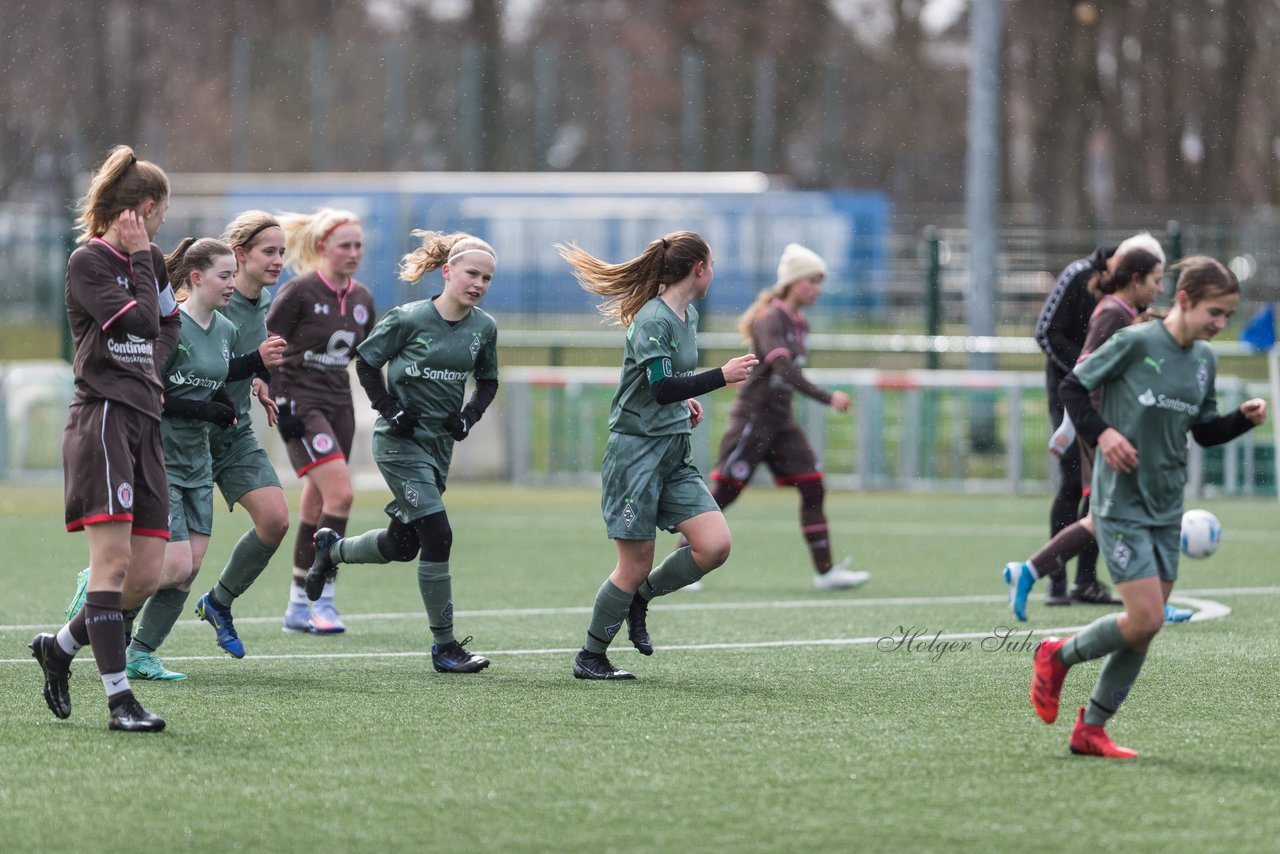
[966,0,1001,449]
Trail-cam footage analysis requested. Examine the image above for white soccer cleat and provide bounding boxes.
[814,559,870,591]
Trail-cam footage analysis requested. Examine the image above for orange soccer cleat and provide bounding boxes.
[1031,636,1069,724]
[1068,708,1138,759]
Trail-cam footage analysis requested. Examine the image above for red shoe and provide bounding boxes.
[1031,636,1069,724]
[1068,708,1138,759]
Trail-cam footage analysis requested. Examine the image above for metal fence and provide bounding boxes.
[500,366,1275,497]
[6,361,1272,497]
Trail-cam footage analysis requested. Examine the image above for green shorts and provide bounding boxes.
[168,482,214,542]
[1095,516,1181,584]
[600,431,718,541]
[212,429,282,510]
[373,432,446,524]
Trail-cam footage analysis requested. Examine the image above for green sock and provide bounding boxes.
[583,580,633,654]
[213,529,277,606]
[416,560,454,645]
[1059,614,1126,666]
[1084,646,1147,726]
[129,587,191,653]
[639,546,703,600]
[335,530,391,565]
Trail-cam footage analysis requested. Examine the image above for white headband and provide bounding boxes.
[447,248,496,265]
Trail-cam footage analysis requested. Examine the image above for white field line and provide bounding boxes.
[0,591,1247,666]
[2,587,1272,635]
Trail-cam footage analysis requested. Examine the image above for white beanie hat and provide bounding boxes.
[775,243,828,290]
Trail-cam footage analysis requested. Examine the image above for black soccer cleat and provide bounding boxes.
[627,594,654,656]
[1072,580,1120,605]
[108,696,166,733]
[572,649,636,681]
[304,528,342,602]
[1044,574,1072,607]
[431,636,491,674]
[29,633,71,719]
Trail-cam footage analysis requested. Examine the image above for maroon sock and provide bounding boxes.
[84,590,128,678]
[69,607,90,647]
[318,514,348,539]
[292,521,318,581]
[1030,521,1095,579]
[797,480,833,573]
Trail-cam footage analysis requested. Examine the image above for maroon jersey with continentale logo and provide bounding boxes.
[729,298,832,421]
[65,238,181,420]
[265,271,377,402]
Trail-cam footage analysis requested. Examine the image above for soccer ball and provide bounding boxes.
[1180,509,1222,559]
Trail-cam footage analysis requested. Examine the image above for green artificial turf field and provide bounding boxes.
[1,484,1277,852]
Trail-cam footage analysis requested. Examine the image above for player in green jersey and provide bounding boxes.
[1030,256,1267,758]
[192,211,290,657]
[557,231,758,680]
[121,237,273,679]
[304,231,499,673]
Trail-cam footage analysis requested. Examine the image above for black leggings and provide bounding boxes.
[378,511,453,563]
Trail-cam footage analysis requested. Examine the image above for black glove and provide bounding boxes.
[162,396,236,429]
[191,400,237,429]
[275,397,306,441]
[444,406,480,442]
[374,395,419,438]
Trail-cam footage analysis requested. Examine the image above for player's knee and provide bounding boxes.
[694,535,732,570]
[379,528,420,563]
[257,510,290,547]
[1130,607,1165,641]
[415,513,453,562]
[327,489,355,516]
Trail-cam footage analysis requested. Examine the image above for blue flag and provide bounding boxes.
[1240,302,1276,352]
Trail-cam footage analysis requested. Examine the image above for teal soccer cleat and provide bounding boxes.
[1003,561,1037,622]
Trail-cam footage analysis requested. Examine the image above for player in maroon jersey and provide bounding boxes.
[693,244,868,591]
[29,145,181,732]
[266,207,376,634]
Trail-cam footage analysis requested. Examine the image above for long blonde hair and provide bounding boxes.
[74,145,169,244]
[736,283,796,343]
[278,207,361,275]
[556,231,709,327]
[399,230,495,282]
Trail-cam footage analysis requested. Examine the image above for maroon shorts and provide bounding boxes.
[710,414,820,489]
[284,402,355,477]
[62,400,169,538]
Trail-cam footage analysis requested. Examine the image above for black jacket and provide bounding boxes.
[1034,246,1115,374]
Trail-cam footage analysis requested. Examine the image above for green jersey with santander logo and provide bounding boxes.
[1073,319,1220,525]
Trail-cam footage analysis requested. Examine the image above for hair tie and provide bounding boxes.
[660,238,668,250]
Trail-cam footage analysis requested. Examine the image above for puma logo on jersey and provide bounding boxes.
[1143,356,1164,374]
[416,336,433,350]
